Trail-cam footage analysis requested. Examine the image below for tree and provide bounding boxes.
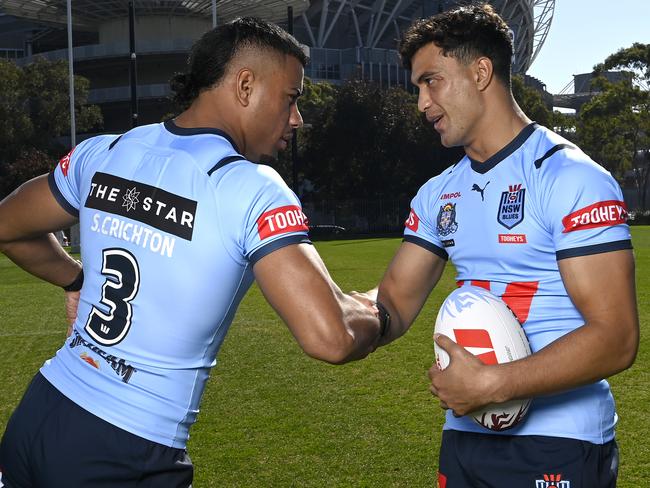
[299,81,459,201]
[579,43,650,209]
[0,57,103,197]
[511,75,553,127]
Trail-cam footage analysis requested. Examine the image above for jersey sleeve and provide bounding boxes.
[48,135,119,217]
[215,162,311,265]
[403,178,449,260]
[538,151,632,260]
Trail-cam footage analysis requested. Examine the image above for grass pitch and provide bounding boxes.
[1,228,648,486]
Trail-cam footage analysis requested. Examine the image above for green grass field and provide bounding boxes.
[1,228,648,486]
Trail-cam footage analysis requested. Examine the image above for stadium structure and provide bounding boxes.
[0,0,555,131]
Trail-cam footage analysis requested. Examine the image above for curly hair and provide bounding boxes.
[398,3,513,86]
[170,17,308,107]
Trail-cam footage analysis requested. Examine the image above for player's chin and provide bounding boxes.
[277,138,289,152]
[258,151,279,165]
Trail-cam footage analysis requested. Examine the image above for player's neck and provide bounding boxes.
[464,95,532,163]
[174,96,245,154]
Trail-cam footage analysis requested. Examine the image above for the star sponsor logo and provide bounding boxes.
[121,186,140,212]
[85,172,197,240]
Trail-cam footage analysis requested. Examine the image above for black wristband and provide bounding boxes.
[62,268,84,292]
[376,301,391,338]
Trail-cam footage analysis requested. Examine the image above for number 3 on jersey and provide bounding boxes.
[85,248,140,346]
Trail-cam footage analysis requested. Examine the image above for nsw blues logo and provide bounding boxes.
[498,184,525,229]
[437,202,458,236]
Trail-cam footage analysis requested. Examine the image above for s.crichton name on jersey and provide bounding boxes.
[85,172,198,258]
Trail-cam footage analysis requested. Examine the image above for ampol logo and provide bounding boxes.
[535,473,570,488]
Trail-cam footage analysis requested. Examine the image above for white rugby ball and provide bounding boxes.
[434,285,532,431]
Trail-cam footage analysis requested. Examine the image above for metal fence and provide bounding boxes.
[303,198,411,235]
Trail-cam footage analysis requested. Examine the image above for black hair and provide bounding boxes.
[170,17,308,107]
[399,3,513,86]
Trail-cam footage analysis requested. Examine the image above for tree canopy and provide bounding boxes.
[0,57,102,198]
[579,43,650,209]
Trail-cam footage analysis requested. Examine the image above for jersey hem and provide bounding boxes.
[441,426,614,444]
[40,367,186,449]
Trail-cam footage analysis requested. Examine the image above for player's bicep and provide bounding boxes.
[0,174,78,243]
[378,241,446,334]
[558,249,639,367]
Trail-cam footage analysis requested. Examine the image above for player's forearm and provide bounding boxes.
[487,318,639,404]
[1,234,81,287]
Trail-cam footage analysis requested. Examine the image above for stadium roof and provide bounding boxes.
[0,0,310,28]
[1,0,554,73]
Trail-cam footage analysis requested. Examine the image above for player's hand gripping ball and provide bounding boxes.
[434,286,532,431]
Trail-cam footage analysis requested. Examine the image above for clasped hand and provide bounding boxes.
[428,334,499,416]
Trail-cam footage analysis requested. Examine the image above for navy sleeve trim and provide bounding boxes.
[248,235,312,265]
[207,155,246,176]
[403,235,449,260]
[48,171,79,218]
[108,135,123,151]
[534,143,574,169]
[556,239,633,260]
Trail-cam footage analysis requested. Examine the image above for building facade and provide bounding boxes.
[1,0,555,132]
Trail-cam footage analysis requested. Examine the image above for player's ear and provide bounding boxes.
[475,56,493,91]
[235,68,255,107]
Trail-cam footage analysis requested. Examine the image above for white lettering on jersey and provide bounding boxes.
[90,213,176,258]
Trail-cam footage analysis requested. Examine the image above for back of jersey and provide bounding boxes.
[44,121,309,448]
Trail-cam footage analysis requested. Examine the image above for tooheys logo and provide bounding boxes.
[58,147,76,177]
[405,209,419,231]
[562,200,627,233]
[453,329,497,365]
[257,205,308,239]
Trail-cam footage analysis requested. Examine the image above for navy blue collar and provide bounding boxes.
[163,119,241,154]
[469,123,538,174]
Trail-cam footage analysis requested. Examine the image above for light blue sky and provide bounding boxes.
[526,0,650,94]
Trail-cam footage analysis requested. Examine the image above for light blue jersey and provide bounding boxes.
[404,123,631,443]
[44,120,310,448]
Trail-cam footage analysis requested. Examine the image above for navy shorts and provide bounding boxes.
[438,429,618,488]
[0,372,193,488]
